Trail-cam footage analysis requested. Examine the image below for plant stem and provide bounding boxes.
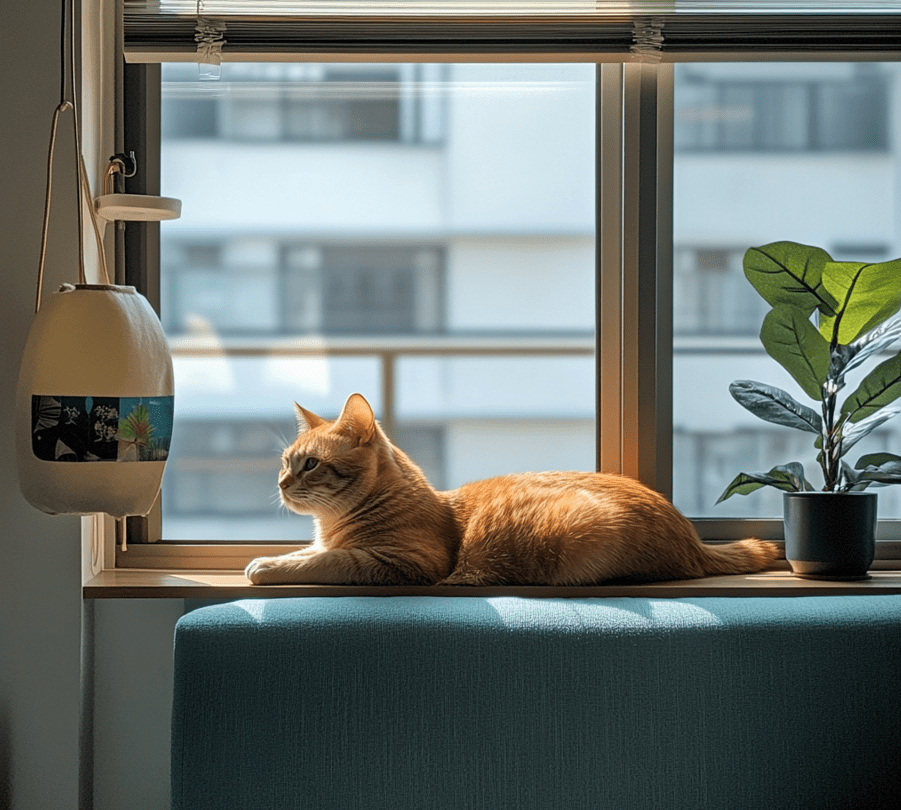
[820,388,839,491]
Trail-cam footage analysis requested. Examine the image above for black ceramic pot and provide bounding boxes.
[783,491,877,580]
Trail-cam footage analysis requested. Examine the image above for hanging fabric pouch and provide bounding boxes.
[16,99,174,517]
[17,284,174,517]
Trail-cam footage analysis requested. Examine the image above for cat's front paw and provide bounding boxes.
[245,556,282,585]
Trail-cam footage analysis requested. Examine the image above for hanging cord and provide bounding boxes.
[36,101,78,312]
[35,0,111,314]
[80,153,112,286]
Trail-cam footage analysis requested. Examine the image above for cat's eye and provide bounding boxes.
[303,457,319,472]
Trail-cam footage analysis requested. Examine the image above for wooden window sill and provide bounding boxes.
[83,569,901,599]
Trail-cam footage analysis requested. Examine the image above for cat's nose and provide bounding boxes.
[278,473,293,490]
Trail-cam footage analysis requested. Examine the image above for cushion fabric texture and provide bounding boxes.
[171,595,901,810]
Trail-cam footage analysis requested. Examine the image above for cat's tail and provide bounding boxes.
[699,538,780,576]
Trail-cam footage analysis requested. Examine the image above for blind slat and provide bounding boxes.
[123,1,901,60]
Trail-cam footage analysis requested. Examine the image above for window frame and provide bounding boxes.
[111,53,901,573]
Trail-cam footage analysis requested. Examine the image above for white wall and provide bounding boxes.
[445,420,596,487]
[0,3,181,808]
[163,143,447,234]
[1,1,86,805]
[445,63,596,234]
[91,599,184,810]
[674,152,897,249]
[447,237,594,331]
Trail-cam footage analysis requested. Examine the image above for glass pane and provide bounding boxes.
[160,62,596,540]
[673,62,901,520]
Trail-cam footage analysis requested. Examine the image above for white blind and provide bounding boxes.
[123,1,901,60]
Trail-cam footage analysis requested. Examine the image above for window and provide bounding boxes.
[672,62,901,524]
[143,61,596,545]
[116,2,901,567]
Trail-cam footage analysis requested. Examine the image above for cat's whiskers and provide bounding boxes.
[268,425,292,453]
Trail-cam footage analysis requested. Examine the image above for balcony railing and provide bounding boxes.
[168,333,596,438]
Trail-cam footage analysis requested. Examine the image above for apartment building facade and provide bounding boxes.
[157,60,901,540]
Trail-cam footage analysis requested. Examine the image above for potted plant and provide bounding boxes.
[717,241,901,579]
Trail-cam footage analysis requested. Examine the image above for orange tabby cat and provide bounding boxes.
[245,393,779,586]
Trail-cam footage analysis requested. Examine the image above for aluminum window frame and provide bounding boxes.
[115,54,901,572]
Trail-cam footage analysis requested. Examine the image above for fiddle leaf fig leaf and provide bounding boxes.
[728,380,822,434]
[743,242,836,317]
[840,402,901,454]
[842,315,901,377]
[819,259,901,345]
[716,462,809,503]
[840,351,901,423]
[759,305,831,400]
[840,461,864,489]
[839,463,877,491]
[854,451,901,485]
[855,452,901,469]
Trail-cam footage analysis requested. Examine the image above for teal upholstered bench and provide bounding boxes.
[171,596,901,810]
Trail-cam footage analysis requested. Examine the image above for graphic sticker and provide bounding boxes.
[31,395,174,462]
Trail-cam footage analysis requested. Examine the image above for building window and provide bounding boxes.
[673,246,770,336]
[161,63,446,144]
[675,64,888,152]
[163,419,445,541]
[162,240,445,337]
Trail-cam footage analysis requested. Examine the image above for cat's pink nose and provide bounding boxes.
[279,474,292,490]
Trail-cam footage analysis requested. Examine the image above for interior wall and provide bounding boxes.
[1,0,85,806]
[0,2,183,808]
[92,599,184,810]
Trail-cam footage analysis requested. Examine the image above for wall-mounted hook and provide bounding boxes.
[111,151,138,178]
[95,152,181,222]
[103,153,138,195]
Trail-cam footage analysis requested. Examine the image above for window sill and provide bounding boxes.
[83,569,901,599]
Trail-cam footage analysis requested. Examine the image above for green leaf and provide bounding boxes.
[841,402,901,453]
[855,456,901,485]
[117,404,155,444]
[716,462,809,503]
[855,452,901,469]
[854,452,901,485]
[840,351,901,423]
[819,259,901,345]
[743,242,836,317]
[728,380,822,433]
[759,305,831,400]
[840,462,874,491]
[841,315,901,378]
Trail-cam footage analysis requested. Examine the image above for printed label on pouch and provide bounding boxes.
[31,395,174,462]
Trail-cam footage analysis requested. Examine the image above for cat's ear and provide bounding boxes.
[335,393,376,445]
[294,402,327,435]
